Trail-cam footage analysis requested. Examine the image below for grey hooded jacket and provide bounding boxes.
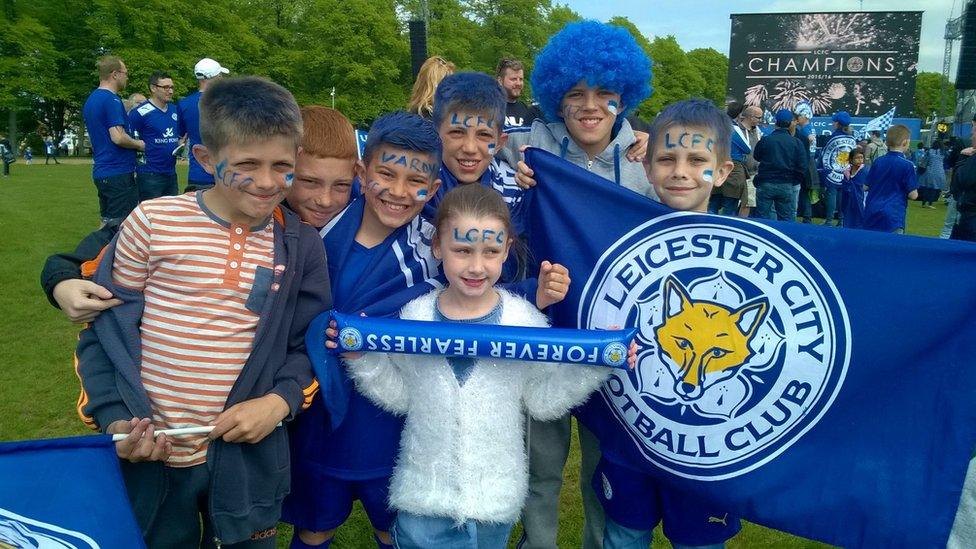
[501,118,656,199]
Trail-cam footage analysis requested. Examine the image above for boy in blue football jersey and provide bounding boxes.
[593,99,741,549]
[129,71,181,200]
[862,124,919,233]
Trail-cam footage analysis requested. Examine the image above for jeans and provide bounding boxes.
[603,519,724,549]
[93,172,138,224]
[942,196,960,239]
[392,511,513,549]
[708,195,739,216]
[821,185,841,225]
[136,171,179,201]
[144,464,276,549]
[755,182,795,221]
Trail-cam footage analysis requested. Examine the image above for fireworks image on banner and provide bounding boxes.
[790,13,875,49]
[744,84,768,107]
[771,81,810,111]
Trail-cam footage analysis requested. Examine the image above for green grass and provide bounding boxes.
[2,161,947,547]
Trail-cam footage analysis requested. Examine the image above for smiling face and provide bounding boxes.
[286,153,356,228]
[648,125,732,213]
[560,80,621,158]
[438,109,507,184]
[196,136,297,226]
[434,213,511,304]
[358,146,440,242]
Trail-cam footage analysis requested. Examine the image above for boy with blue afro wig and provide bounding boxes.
[500,20,657,204]
[510,20,657,549]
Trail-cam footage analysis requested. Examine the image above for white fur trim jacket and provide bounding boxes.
[345,289,608,524]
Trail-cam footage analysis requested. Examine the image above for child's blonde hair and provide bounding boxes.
[886,125,911,148]
[407,56,456,118]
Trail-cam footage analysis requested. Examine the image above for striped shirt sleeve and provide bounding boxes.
[112,206,152,291]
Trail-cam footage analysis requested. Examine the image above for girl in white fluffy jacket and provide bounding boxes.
[326,185,635,548]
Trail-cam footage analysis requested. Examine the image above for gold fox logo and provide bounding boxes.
[654,276,768,401]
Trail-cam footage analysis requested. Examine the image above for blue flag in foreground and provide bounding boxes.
[522,147,976,547]
[0,435,144,549]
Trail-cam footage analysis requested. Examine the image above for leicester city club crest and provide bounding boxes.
[579,213,851,480]
[819,134,857,185]
[338,327,363,351]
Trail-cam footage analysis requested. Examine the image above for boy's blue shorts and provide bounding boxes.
[282,472,396,533]
[593,456,741,546]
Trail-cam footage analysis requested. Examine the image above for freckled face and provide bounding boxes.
[559,80,621,155]
[648,126,726,213]
[434,214,510,302]
[361,146,439,231]
[286,154,356,228]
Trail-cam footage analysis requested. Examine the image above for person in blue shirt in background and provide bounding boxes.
[81,55,145,225]
[752,109,807,221]
[129,71,180,201]
[817,111,853,226]
[862,124,919,233]
[178,58,229,192]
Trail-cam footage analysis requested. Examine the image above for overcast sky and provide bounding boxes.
[563,0,963,76]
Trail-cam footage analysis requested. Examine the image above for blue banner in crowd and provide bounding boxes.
[0,435,144,548]
[522,147,976,547]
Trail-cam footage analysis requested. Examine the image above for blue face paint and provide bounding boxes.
[214,160,227,180]
[452,227,506,243]
[607,100,619,115]
[415,188,428,202]
[285,172,294,188]
[702,169,714,182]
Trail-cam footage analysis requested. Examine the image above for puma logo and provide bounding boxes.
[655,275,768,402]
[708,513,729,526]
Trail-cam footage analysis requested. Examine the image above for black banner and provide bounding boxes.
[727,12,922,117]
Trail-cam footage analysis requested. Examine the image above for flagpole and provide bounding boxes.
[111,426,214,441]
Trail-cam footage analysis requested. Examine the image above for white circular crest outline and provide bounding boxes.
[578,212,851,481]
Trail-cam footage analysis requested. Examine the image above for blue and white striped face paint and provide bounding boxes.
[702,169,714,183]
[607,100,619,116]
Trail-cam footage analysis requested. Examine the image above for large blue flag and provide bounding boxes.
[0,435,144,548]
[522,147,976,547]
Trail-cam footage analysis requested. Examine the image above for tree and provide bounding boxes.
[606,16,656,118]
[647,35,706,116]
[914,71,956,120]
[687,48,728,106]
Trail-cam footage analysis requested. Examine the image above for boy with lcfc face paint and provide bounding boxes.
[500,21,656,202]
[74,76,331,548]
[424,72,527,232]
[597,100,741,549]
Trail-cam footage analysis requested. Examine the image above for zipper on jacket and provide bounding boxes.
[213,537,222,548]
[586,159,593,170]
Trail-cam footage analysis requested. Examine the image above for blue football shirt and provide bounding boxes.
[862,151,919,232]
[177,91,211,183]
[82,88,136,179]
[128,101,180,175]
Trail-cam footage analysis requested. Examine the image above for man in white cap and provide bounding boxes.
[177,58,229,191]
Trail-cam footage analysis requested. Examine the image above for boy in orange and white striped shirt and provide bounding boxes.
[75,76,331,548]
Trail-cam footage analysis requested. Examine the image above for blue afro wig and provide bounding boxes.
[531,21,653,122]
[433,72,506,132]
[364,111,442,175]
